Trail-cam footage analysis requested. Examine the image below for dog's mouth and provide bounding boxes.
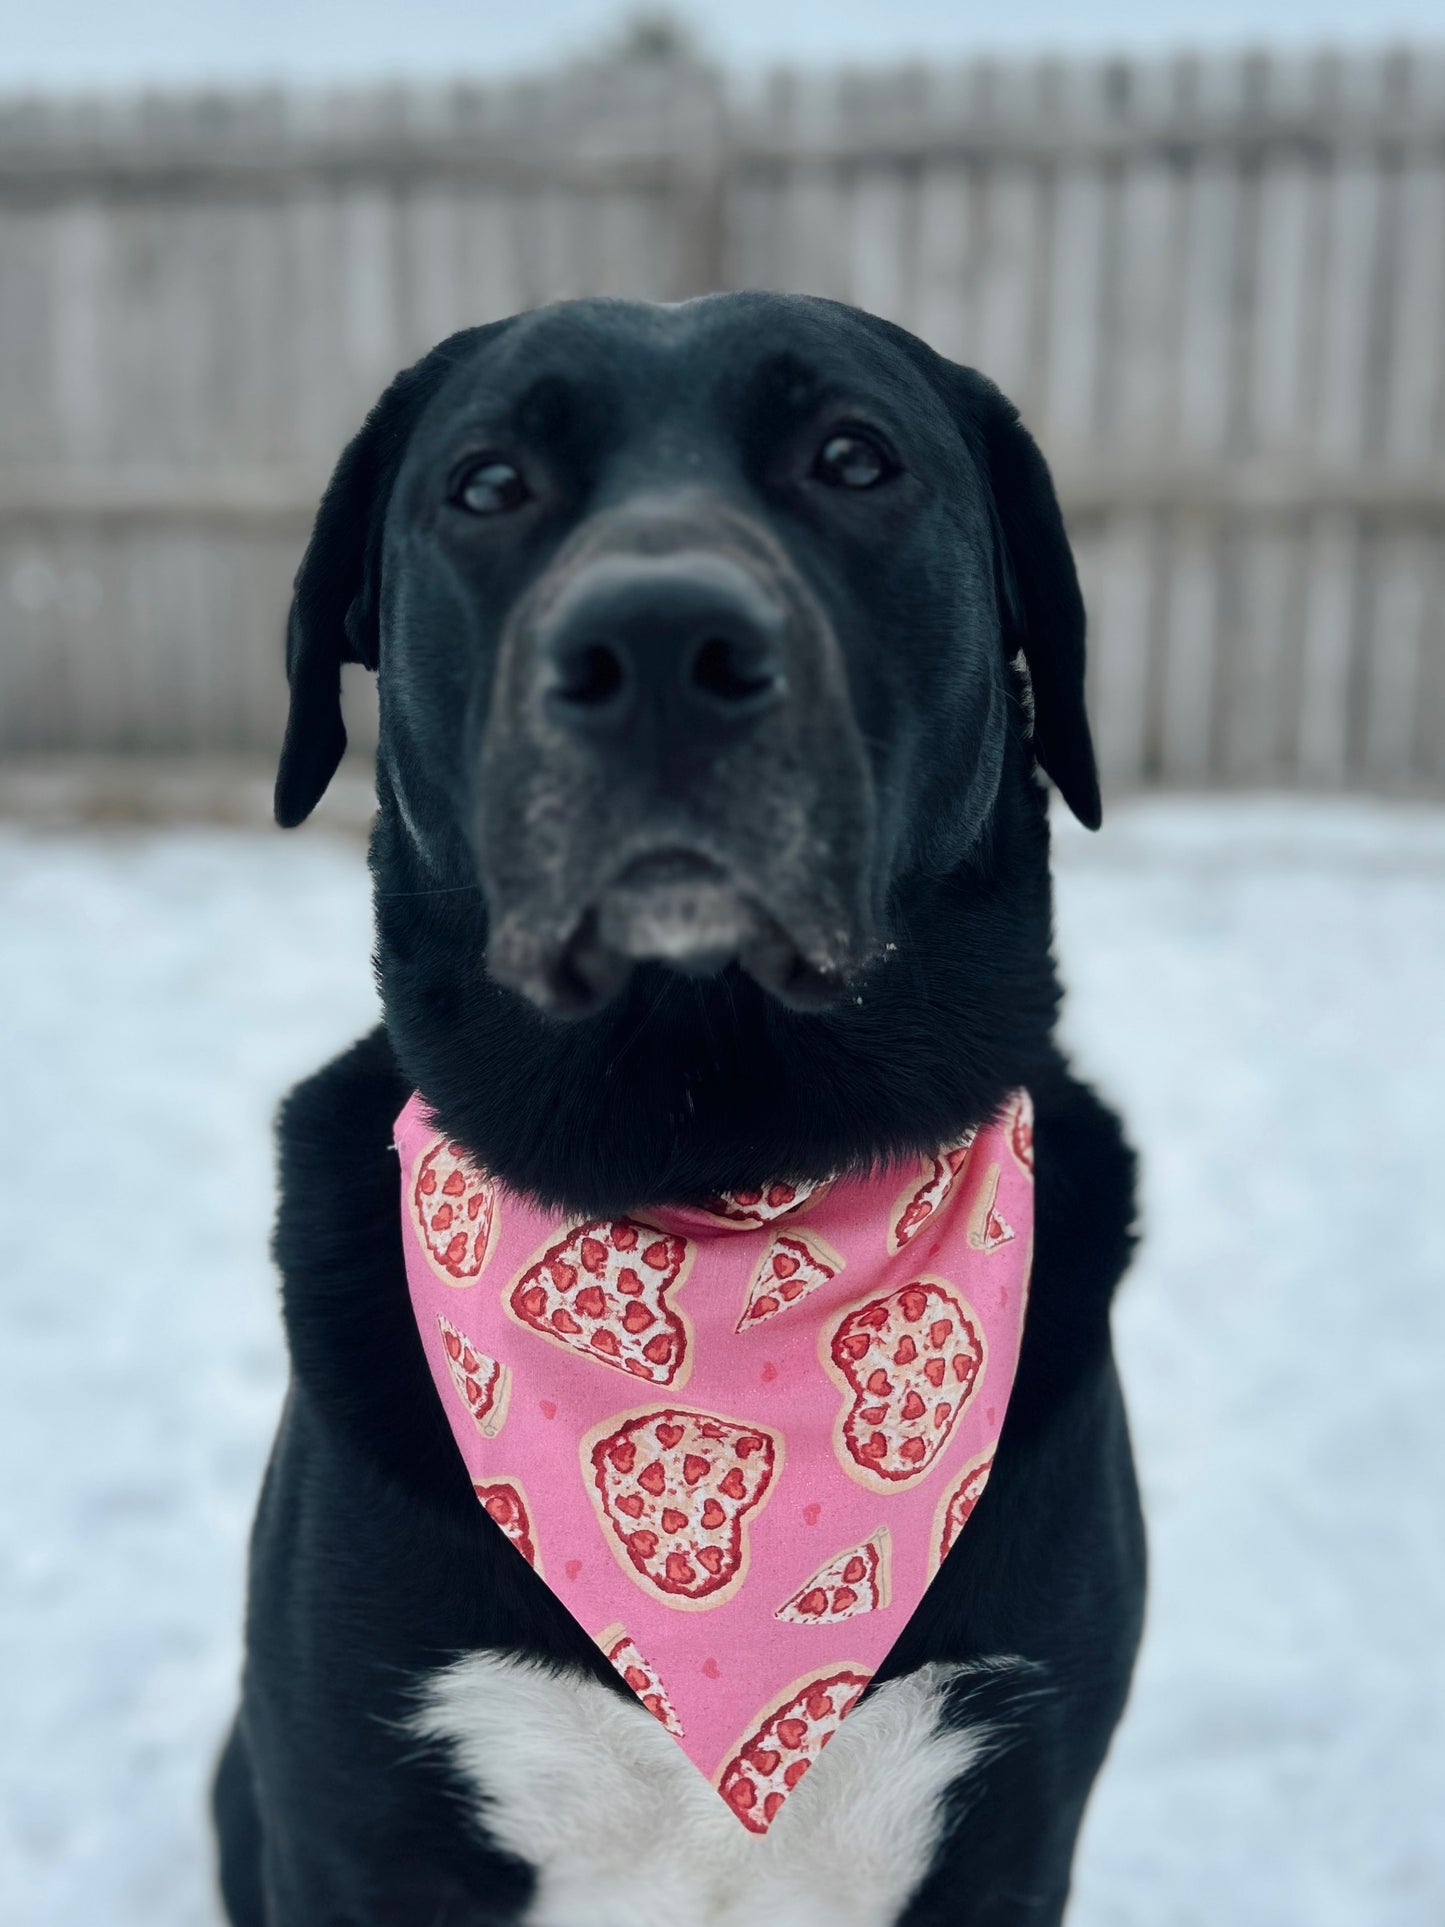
[506,849,855,1020]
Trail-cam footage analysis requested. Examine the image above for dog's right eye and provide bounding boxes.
[812,431,897,491]
[454,459,530,516]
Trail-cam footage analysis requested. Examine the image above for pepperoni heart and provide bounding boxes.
[508,1220,693,1385]
[826,1279,984,1488]
[585,1407,779,1607]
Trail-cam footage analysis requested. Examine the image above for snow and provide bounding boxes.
[1,796,1442,1925]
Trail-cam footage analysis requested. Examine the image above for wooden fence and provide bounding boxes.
[1,47,1443,792]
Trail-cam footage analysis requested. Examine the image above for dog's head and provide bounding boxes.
[277,295,1097,1205]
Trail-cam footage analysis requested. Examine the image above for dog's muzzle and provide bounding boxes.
[475,504,878,1019]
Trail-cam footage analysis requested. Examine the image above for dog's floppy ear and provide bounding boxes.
[942,364,1102,830]
[275,327,496,827]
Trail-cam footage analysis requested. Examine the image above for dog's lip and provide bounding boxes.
[608,848,731,891]
[536,847,854,1018]
[571,848,762,996]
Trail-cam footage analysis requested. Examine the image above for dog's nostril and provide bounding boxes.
[691,635,780,706]
[556,642,627,709]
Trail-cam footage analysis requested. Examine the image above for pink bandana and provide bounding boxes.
[395,1089,1034,1832]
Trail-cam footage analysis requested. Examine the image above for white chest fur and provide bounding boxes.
[412,1653,1014,1927]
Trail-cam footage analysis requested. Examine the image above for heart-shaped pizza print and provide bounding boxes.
[773,1526,891,1624]
[929,1447,995,1578]
[596,1622,685,1736]
[824,1278,986,1491]
[473,1478,542,1575]
[410,1135,501,1283]
[735,1228,845,1332]
[583,1406,781,1609]
[888,1133,979,1254]
[508,1219,694,1386]
[715,1666,871,1833]
[436,1314,511,1438]
[699,1177,829,1229]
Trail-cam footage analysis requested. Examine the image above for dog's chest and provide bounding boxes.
[413,1653,989,1927]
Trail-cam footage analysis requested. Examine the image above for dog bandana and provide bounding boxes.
[395,1089,1034,1833]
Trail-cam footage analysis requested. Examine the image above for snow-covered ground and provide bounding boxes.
[1,796,1442,1925]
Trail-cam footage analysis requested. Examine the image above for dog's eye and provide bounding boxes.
[813,432,895,490]
[454,459,529,515]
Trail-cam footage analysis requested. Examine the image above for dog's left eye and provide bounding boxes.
[454,459,530,515]
[813,432,896,490]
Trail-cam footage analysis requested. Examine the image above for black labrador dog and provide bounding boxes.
[215,294,1144,1926]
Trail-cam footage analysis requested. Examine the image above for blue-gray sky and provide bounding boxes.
[1,0,1441,93]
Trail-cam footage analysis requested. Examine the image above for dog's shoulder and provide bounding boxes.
[1032,1063,1137,1283]
[273,1026,461,1487]
[276,1023,408,1160]
[1009,1060,1138,1427]
[274,1024,409,1279]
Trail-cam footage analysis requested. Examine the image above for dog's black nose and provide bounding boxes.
[538,552,788,741]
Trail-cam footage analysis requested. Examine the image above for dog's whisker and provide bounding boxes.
[689,976,723,1075]
[374,882,484,900]
[602,972,675,1079]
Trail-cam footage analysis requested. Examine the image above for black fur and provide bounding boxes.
[221,294,1144,1924]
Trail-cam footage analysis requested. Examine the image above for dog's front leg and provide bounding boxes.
[220,1753,532,1927]
[220,1398,541,1927]
[895,1659,1115,1927]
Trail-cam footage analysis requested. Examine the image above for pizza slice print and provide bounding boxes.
[774,1527,891,1624]
[584,1406,781,1609]
[410,1134,501,1283]
[824,1278,986,1491]
[436,1314,511,1438]
[967,1164,1015,1253]
[929,1448,996,1579]
[888,1133,979,1254]
[715,1666,871,1833]
[699,1177,829,1228]
[735,1229,845,1332]
[507,1219,694,1386]
[473,1478,542,1576]
[596,1623,685,1737]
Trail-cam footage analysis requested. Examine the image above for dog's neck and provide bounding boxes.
[371,766,1062,1219]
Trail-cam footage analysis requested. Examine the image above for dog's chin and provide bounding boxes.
[490,851,857,1020]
